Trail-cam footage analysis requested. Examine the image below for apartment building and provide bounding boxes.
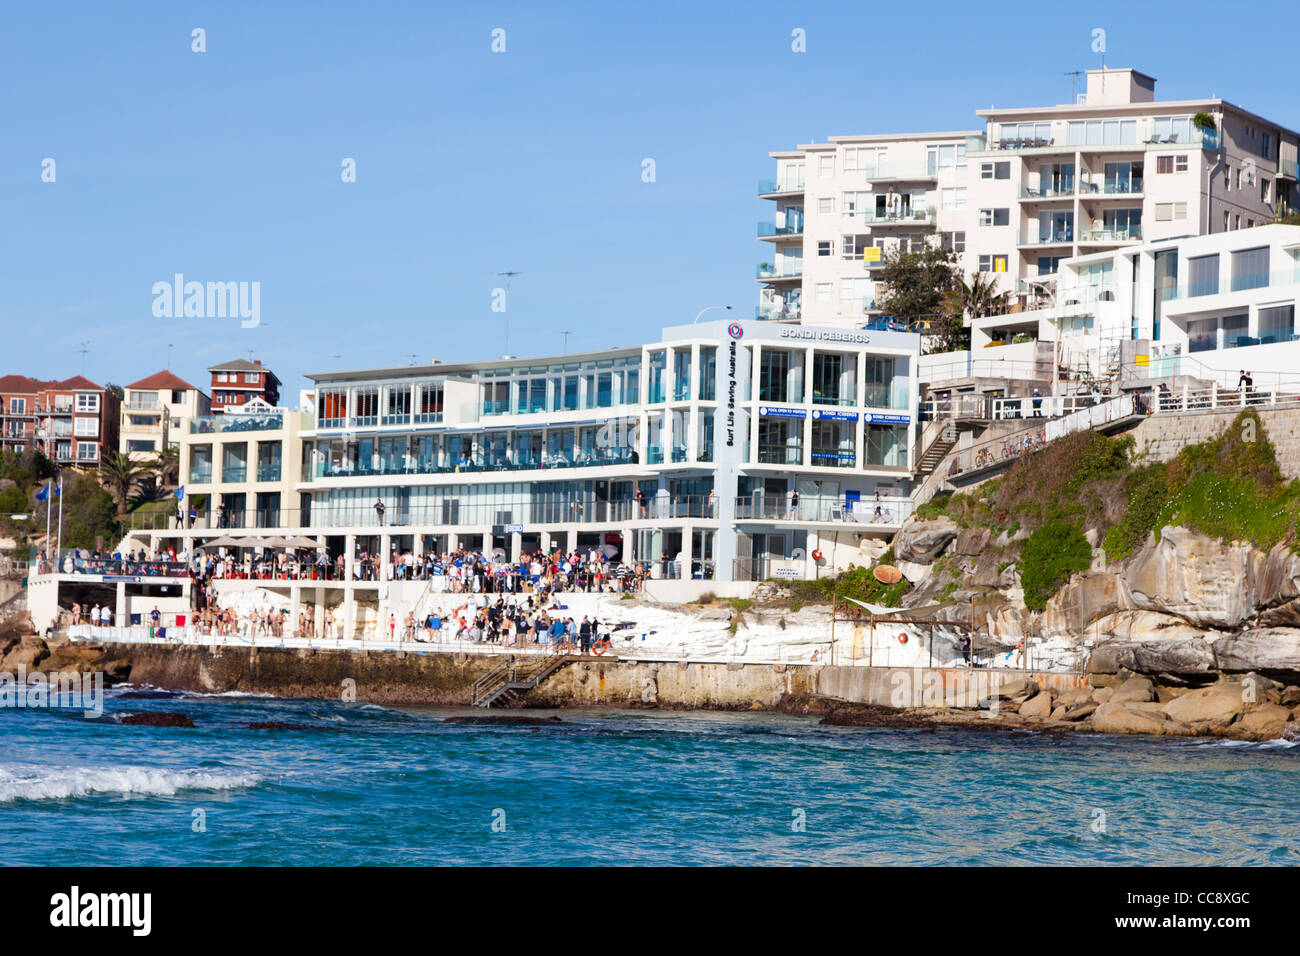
[0,375,119,466]
[967,224,1300,387]
[209,358,281,413]
[760,68,1300,329]
[119,370,211,462]
[759,132,978,328]
[965,68,1299,301]
[177,399,307,529]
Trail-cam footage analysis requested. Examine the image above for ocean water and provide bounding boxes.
[1,687,1296,866]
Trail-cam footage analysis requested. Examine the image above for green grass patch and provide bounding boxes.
[1020,519,1092,612]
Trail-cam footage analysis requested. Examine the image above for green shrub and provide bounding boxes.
[1020,519,1092,611]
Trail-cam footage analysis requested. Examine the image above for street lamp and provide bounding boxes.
[693,305,733,324]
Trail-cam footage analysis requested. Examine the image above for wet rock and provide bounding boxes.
[1093,707,1168,736]
[1091,686,1115,704]
[1230,704,1292,741]
[119,712,195,728]
[1162,683,1249,725]
[1,636,49,670]
[244,721,314,730]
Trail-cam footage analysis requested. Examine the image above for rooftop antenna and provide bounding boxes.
[495,270,521,356]
[331,354,342,369]
[166,343,174,369]
[560,331,572,354]
[408,353,419,365]
[77,341,90,374]
[1064,70,1084,104]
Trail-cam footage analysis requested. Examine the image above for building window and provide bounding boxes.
[1156,154,1189,174]
[1230,246,1269,291]
[941,231,966,253]
[1187,254,1220,297]
[977,255,1008,273]
[75,393,99,413]
[1154,202,1187,221]
[815,283,833,302]
[1262,133,1273,158]
[1262,178,1271,204]
[817,240,833,257]
[8,398,24,414]
[980,161,1010,180]
[73,417,98,437]
[818,198,834,215]
[841,234,871,260]
[127,439,156,453]
[979,208,1010,226]
[941,187,966,209]
[818,155,833,178]
[1259,304,1295,343]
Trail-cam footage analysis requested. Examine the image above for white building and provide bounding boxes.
[966,68,1300,302]
[759,132,978,328]
[761,68,1300,329]
[968,224,1300,389]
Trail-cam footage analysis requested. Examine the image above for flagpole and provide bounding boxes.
[45,479,52,557]
[56,474,64,563]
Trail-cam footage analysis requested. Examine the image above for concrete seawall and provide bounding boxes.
[98,642,1085,710]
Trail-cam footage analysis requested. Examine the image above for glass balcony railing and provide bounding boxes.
[1019,228,1075,245]
[646,446,664,465]
[757,221,803,238]
[757,263,803,280]
[758,179,804,195]
[1077,225,1142,242]
[188,468,212,484]
[256,464,282,482]
[755,302,801,321]
[1100,177,1143,195]
[307,446,641,480]
[190,414,283,434]
[1020,182,1075,199]
[757,443,801,465]
[854,207,934,225]
[853,164,935,181]
[811,390,856,407]
[222,466,247,482]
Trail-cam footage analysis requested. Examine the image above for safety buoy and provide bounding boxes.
[897,632,908,644]
[591,640,610,656]
[811,549,824,561]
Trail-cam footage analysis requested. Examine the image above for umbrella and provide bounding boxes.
[284,535,323,549]
[198,536,239,549]
[599,543,620,558]
[260,536,292,548]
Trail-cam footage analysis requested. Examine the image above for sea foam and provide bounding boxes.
[0,764,262,803]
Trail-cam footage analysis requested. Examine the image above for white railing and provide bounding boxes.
[1148,385,1300,415]
[1044,394,1140,440]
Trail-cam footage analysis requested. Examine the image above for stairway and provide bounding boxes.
[914,428,957,476]
[471,654,575,708]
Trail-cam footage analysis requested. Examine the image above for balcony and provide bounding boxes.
[1089,177,1144,196]
[190,413,283,434]
[126,399,161,411]
[758,179,805,197]
[1019,183,1076,200]
[221,466,248,483]
[256,464,282,482]
[755,302,801,321]
[757,443,801,465]
[856,164,936,182]
[855,207,934,226]
[757,221,803,240]
[1018,228,1075,246]
[1077,225,1142,243]
[756,263,803,282]
[188,467,213,484]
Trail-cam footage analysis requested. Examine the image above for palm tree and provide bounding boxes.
[100,451,144,521]
[943,271,1010,321]
[151,446,180,487]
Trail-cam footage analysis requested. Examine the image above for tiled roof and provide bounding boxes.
[127,370,199,391]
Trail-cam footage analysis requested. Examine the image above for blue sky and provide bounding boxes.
[2,0,1294,400]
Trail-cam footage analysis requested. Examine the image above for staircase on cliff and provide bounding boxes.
[471,654,575,707]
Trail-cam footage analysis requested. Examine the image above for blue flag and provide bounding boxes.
[35,483,50,503]
[175,486,185,500]
[54,478,62,497]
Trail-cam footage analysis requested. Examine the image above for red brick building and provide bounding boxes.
[0,374,121,466]
[208,359,281,413]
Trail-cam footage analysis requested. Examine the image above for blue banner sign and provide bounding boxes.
[811,409,859,422]
[867,412,911,425]
[757,405,807,419]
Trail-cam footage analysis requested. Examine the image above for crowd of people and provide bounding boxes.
[396,591,610,651]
